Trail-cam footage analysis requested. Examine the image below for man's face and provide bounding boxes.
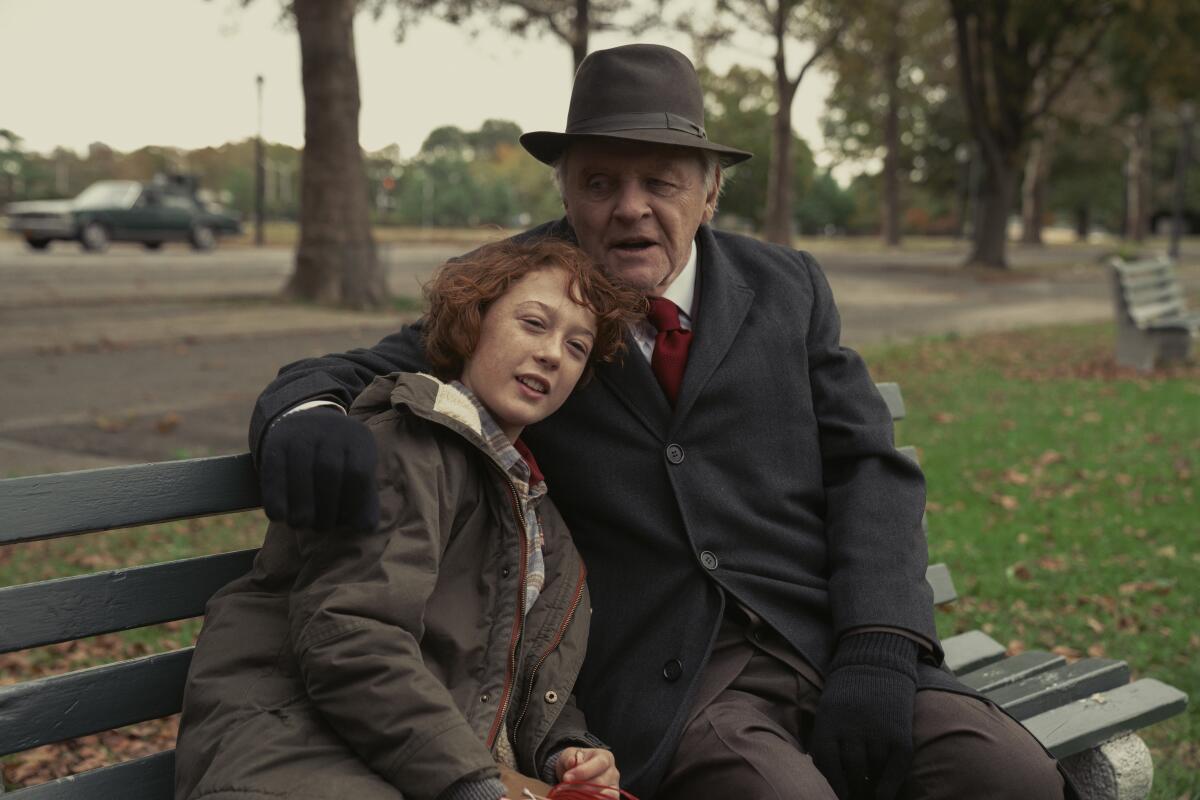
[561,139,718,296]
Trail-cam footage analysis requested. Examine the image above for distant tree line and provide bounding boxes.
[6,0,1200,306]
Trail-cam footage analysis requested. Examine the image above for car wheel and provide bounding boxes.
[143,241,164,250]
[80,222,109,252]
[190,225,215,251]
[25,238,51,251]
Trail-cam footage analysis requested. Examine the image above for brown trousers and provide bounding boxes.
[656,615,1066,800]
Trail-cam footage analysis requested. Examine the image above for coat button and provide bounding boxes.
[501,566,511,578]
[665,443,685,464]
[480,693,490,703]
[700,550,719,570]
[662,658,683,682]
[544,690,559,704]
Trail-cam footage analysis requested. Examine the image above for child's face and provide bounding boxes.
[461,267,598,442]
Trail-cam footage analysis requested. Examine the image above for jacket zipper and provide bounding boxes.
[485,477,529,750]
[510,559,588,742]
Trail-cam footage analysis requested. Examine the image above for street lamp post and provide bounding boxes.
[255,74,265,247]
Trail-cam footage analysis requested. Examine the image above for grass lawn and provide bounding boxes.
[1,320,1196,795]
[866,322,1199,799]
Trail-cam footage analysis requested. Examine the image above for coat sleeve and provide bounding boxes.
[286,413,498,800]
[248,322,429,458]
[800,252,940,658]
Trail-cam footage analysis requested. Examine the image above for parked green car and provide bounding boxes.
[4,178,242,252]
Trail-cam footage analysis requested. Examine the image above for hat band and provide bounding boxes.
[567,111,707,140]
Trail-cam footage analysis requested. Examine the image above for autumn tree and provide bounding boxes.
[949,0,1120,268]
[381,0,660,75]
[823,0,955,244]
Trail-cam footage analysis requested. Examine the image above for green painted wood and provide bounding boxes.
[986,658,1131,721]
[942,630,1006,675]
[5,750,173,800]
[926,563,957,605]
[0,550,257,654]
[876,382,905,421]
[0,454,260,546]
[1024,678,1189,759]
[0,649,192,756]
[956,650,1066,693]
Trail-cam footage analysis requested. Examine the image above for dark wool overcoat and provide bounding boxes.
[250,221,968,797]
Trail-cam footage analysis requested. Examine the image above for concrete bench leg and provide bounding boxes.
[1060,733,1153,800]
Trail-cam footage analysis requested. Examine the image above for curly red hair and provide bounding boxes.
[423,238,646,382]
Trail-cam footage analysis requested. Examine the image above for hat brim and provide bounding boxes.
[520,129,752,168]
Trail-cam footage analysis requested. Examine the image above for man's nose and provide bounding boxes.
[534,339,561,368]
[612,182,650,223]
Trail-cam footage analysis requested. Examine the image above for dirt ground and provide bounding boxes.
[1,235,1195,477]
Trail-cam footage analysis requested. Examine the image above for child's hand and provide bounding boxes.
[556,746,620,794]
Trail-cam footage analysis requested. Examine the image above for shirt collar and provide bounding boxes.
[448,379,547,500]
[657,238,698,320]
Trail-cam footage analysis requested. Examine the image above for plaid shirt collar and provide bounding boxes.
[449,380,546,504]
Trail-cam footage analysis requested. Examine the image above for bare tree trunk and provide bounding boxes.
[1124,113,1152,243]
[1169,103,1193,260]
[764,3,797,246]
[288,0,386,309]
[880,0,903,247]
[1020,134,1049,245]
[1075,204,1090,241]
[571,0,589,74]
[968,152,1018,268]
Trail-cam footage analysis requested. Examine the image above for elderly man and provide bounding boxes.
[249,44,1069,800]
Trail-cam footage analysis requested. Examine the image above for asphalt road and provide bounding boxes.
[0,235,1183,477]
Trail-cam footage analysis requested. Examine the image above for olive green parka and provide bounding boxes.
[176,373,595,800]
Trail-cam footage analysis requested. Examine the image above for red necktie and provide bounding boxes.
[647,297,693,406]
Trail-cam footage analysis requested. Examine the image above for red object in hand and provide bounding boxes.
[547,782,640,800]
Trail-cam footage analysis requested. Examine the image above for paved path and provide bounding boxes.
[1,237,1194,476]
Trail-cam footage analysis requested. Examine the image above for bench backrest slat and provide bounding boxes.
[5,751,174,800]
[986,658,1131,721]
[0,549,257,654]
[0,649,192,756]
[0,454,260,546]
[876,382,905,421]
[1111,257,1191,329]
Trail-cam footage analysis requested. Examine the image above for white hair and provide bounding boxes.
[551,146,725,204]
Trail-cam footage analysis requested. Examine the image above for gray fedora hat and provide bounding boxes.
[520,44,753,167]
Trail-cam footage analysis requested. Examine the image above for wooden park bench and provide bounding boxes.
[1109,256,1199,371]
[0,384,1188,799]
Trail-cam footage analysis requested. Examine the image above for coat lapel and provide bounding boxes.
[596,329,672,436]
[672,227,754,429]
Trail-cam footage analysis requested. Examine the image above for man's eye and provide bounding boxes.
[569,340,590,357]
[586,177,610,192]
[522,317,547,330]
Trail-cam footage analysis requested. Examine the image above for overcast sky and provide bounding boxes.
[0,0,833,165]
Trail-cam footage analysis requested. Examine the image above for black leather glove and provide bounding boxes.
[811,632,918,800]
[259,407,379,533]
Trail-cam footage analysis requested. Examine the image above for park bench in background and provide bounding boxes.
[1109,256,1199,371]
[0,383,1189,799]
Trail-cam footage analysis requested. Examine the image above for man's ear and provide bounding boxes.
[702,166,722,223]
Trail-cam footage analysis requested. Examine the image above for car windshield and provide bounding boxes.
[73,181,141,210]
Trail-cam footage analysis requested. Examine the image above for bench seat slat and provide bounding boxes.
[1023,678,1189,759]
[4,750,174,799]
[956,650,1066,693]
[1113,258,1174,277]
[986,658,1131,720]
[0,549,257,654]
[0,649,192,755]
[942,630,1006,675]
[0,454,260,546]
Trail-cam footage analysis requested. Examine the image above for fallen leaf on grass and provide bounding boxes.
[1085,617,1105,634]
[1051,645,1082,660]
[1156,545,1177,559]
[933,411,956,424]
[1087,643,1106,658]
[1037,556,1067,572]
[1036,450,1064,467]
[1003,469,1030,485]
[992,494,1020,510]
[1118,580,1173,596]
[1007,562,1032,581]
